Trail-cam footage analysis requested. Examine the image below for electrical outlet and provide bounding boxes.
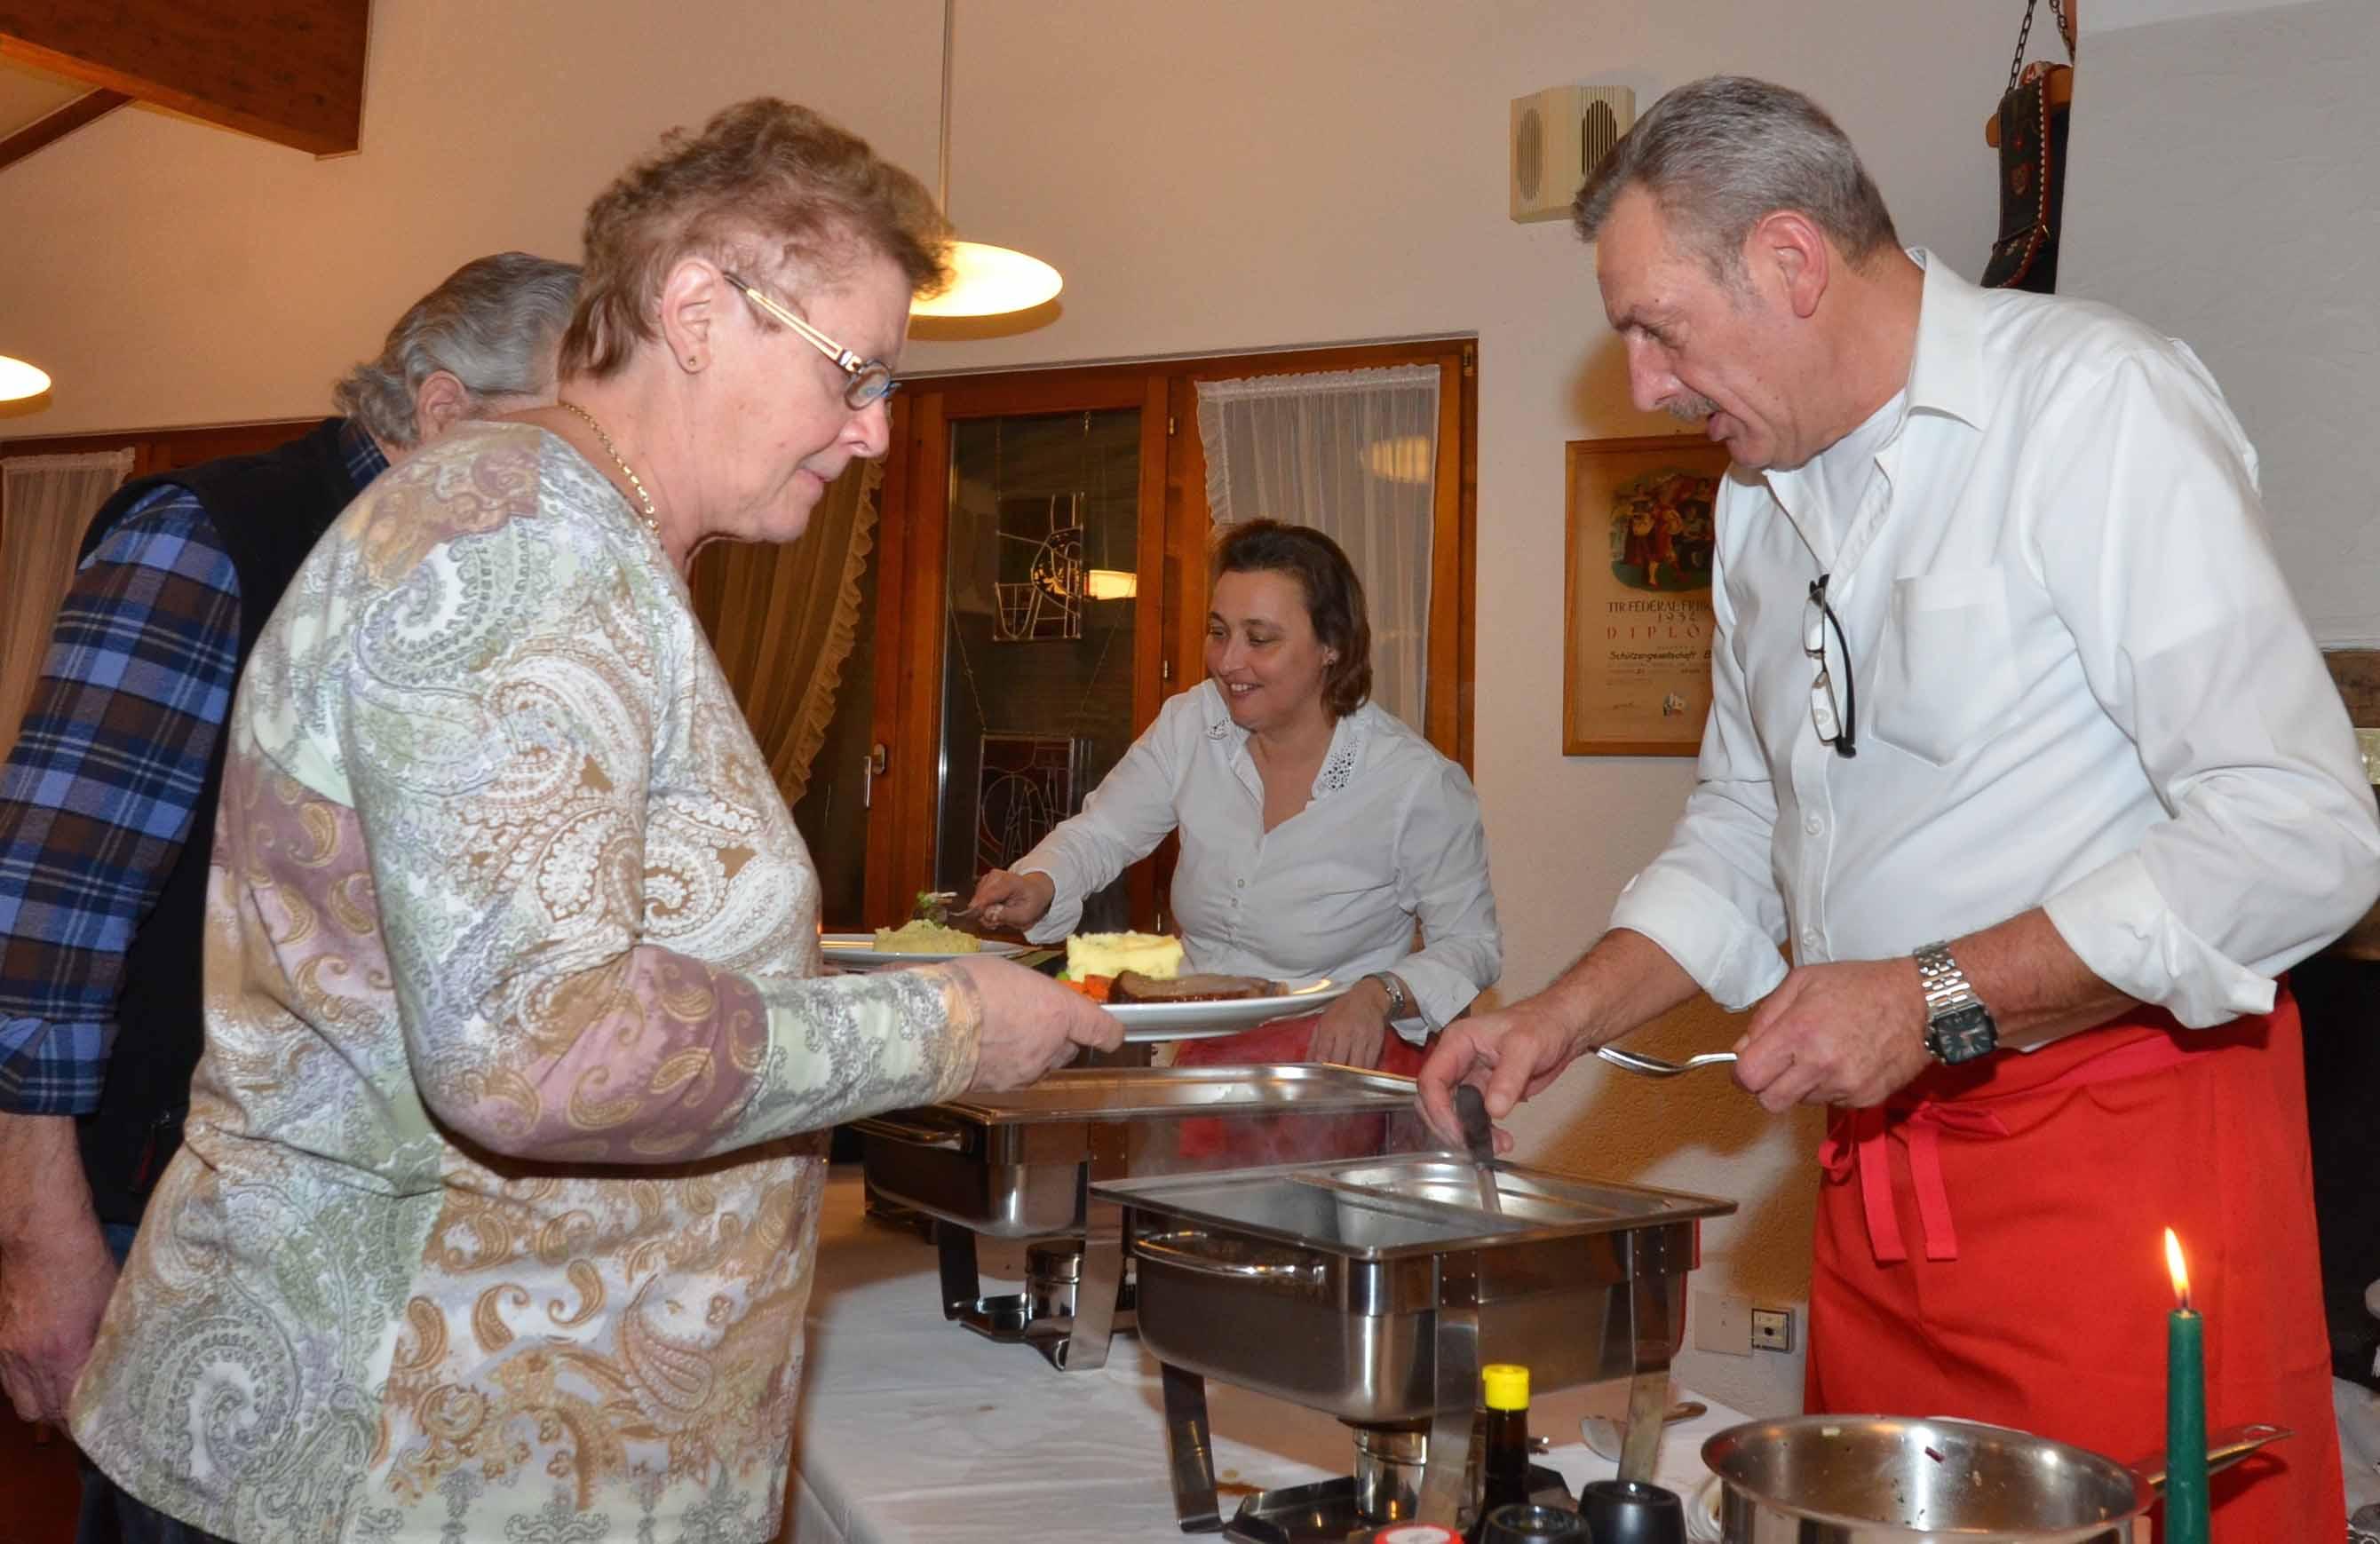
[1750,1307,1796,1352]
[1692,1290,1751,1357]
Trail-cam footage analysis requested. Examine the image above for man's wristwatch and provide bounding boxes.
[1364,971,1413,1024]
[1914,941,1997,1064]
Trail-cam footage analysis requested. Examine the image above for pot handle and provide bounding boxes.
[849,1113,971,1152]
[1135,1228,1325,1289]
[2129,1421,2293,1492]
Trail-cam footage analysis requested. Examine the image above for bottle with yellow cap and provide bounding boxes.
[1475,1363,1533,1525]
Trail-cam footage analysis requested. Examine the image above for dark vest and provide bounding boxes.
[74,416,365,1225]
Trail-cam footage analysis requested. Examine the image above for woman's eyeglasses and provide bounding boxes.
[719,271,899,410]
[1805,574,1857,757]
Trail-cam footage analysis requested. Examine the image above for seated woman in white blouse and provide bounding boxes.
[967,519,1500,1071]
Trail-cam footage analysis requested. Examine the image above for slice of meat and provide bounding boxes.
[1109,970,1275,1003]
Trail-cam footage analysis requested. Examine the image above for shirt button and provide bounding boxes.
[1804,815,1824,835]
[1800,927,1821,949]
[1234,879,1246,889]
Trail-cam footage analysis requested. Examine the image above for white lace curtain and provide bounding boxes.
[1194,365,1439,732]
[1,449,134,752]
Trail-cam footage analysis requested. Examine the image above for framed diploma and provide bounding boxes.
[1562,434,1731,756]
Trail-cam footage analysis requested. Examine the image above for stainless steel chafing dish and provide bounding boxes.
[1093,1153,1734,1539]
[853,1064,1428,1370]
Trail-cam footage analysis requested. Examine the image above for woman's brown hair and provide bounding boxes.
[1212,519,1373,718]
[560,98,950,380]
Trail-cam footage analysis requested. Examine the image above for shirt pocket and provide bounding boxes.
[1868,566,2023,766]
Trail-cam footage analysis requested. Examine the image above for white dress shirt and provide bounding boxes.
[1611,252,2380,1028]
[1015,680,1500,1040]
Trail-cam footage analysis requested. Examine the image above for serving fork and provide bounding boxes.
[1595,1044,1739,1079]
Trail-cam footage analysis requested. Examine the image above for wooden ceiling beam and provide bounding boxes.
[0,85,128,173]
[0,0,368,157]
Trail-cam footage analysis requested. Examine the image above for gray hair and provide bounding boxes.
[1573,76,1900,282]
[332,252,582,448]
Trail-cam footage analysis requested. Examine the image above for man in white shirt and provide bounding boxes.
[1417,76,2380,1536]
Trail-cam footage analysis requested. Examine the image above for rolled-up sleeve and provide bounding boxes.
[2030,349,2380,1025]
[0,490,240,1114]
[1387,760,1500,1033]
[1607,564,1792,1012]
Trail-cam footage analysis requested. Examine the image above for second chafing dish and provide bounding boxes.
[853,1063,1429,1369]
[1094,1154,1736,1535]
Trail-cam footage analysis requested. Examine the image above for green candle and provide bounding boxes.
[2164,1228,2209,1544]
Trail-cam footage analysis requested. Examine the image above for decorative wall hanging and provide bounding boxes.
[974,732,1087,874]
[1982,0,2076,293]
[1562,435,1731,756]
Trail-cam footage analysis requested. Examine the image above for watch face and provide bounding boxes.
[1927,1004,1998,1064]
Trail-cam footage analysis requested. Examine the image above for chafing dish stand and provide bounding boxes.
[855,1065,1428,1373]
[1094,1155,1733,1540]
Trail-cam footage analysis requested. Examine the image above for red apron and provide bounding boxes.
[1807,988,2343,1540]
[1166,1011,1429,1163]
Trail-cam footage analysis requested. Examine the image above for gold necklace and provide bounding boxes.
[558,400,662,540]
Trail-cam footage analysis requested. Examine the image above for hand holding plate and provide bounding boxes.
[951,955,1124,1089]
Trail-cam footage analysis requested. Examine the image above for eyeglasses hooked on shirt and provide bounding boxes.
[719,270,900,410]
[1805,573,1857,758]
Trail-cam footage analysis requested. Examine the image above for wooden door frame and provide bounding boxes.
[863,339,1479,930]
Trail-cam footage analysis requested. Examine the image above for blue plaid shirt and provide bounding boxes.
[0,422,386,1114]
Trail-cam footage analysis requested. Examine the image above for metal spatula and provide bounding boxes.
[1453,1084,1503,1215]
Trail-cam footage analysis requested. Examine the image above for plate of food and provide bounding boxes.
[821,923,1028,968]
[1059,931,1352,1041]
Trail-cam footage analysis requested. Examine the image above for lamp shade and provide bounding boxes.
[912,239,1063,318]
[0,354,52,402]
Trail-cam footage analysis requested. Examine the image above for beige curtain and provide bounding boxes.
[1,449,135,753]
[689,458,880,809]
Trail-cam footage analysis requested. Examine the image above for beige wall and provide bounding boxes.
[0,0,2023,1415]
[2063,0,2380,645]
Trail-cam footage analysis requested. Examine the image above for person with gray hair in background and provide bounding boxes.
[0,249,577,1544]
[1416,75,2376,1537]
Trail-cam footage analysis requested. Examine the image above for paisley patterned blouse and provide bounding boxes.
[71,423,982,1543]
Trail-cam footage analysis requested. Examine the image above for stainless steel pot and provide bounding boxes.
[1702,1414,2290,1543]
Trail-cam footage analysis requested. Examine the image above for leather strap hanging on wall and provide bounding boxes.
[1981,0,2076,293]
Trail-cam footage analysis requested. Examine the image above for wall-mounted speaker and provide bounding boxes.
[1510,84,1635,225]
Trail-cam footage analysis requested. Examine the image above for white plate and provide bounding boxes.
[821,932,1028,968]
[1107,978,1350,1041]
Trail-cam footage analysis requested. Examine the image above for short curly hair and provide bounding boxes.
[560,99,952,380]
[1212,519,1374,718]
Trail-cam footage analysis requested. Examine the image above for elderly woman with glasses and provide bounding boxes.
[70,99,1118,1544]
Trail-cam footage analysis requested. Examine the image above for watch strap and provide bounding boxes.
[1914,940,1997,1063]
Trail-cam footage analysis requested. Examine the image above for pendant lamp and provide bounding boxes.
[0,354,51,403]
[910,0,1063,318]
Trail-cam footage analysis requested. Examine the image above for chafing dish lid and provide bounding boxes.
[1096,1154,1734,1259]
[921,1063,1420,1123]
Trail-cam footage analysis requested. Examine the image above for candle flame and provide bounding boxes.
[2164,1227,2192,1310]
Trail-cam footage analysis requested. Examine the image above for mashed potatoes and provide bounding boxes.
[1063,931,1183,981]
[871,920,980,954]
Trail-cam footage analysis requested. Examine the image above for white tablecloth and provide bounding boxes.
[788,1171,1744,1542]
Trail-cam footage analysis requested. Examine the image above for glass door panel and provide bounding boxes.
[935,408,1141,930]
